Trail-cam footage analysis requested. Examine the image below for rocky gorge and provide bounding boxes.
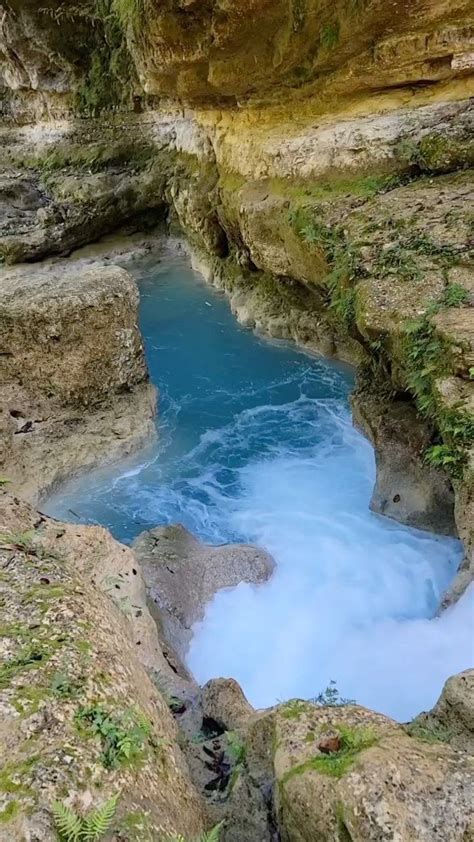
[0,0,474,839]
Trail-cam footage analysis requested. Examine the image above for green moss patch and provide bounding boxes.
[282,725,377,782]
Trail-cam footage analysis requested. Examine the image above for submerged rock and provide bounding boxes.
[0,262,156,503]
[133,524,275,659]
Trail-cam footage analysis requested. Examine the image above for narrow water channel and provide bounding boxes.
[45,248,473,721]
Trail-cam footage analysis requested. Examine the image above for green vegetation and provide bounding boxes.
[283,725,377,782]
[0,530,35,552]
[111,0,146,32]
[0,800,20,823]
[320,21,340,50]
[53,793,119,841]
[289,207,360,330]
[271,171,403,204]
[405,719,454,744]
[75,1,139,114]
[226,731,246,765]
[0,643,55,689]
[404,315,474,477]
[441,282,470,307]
[51,670,82,699]
[373,243,421,283]
[161,823,224,842]
[311,680,355,707]
[75,704,151,769]
[281,699,312,719]
[397,133,474,174]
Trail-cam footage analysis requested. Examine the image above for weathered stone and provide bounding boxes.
[201,678,254,731]
[412,669,474,754]
[133,523,275,658]
[352,394,456,536]
[245,701,474,842]
[0,263,156,502]
[0,491,207,839]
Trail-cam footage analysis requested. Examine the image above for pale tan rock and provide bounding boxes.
[245,702,474,842]
[0,263,157,503]
[352,394,456,536]
[133,524,274,658]
[0,491,206,840]
[201,678,254,731]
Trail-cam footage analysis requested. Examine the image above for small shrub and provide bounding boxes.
[53,794,119,841]
[226,731,246,765]
[311,680,355,707]
[75,704,151,768]
[441,283,470,307]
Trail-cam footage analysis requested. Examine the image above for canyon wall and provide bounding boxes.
[0,3,473,839]
[2,0,472,600]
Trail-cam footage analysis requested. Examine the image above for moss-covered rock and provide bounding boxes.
[244,701,474,841]
[0,491,207,840]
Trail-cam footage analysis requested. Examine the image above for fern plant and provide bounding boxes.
[53,794,119,841]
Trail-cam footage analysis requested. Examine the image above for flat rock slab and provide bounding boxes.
[133,523,275,659]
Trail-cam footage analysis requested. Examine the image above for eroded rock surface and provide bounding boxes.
[411,669,474,755]
[244,700,474,842]
[0,491,207,839]
[0,262,156,502]
[133,524,275,658]
[352,394,456,534]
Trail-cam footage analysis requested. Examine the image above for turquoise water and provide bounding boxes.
[45,250,473,720]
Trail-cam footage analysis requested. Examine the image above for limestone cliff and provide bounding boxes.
[0,0,473,596]
[0,4,473,839]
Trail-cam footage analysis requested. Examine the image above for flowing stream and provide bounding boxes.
[45,249,473,721]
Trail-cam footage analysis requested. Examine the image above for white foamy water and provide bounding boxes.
[186,399,471,721]
[44,253,473,722]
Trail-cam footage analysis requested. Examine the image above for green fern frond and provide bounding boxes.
[81,793,119,840]
[199,822,224,842]
[52,801,83,841]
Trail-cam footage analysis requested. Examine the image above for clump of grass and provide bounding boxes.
[405,719,454,743]
[320,21,340,50]
[441,282,470,307]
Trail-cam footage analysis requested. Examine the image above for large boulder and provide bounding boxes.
[0,262,156,502]
[411,669,474,755]
[133,523,274,658]
[244,700,474,841]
